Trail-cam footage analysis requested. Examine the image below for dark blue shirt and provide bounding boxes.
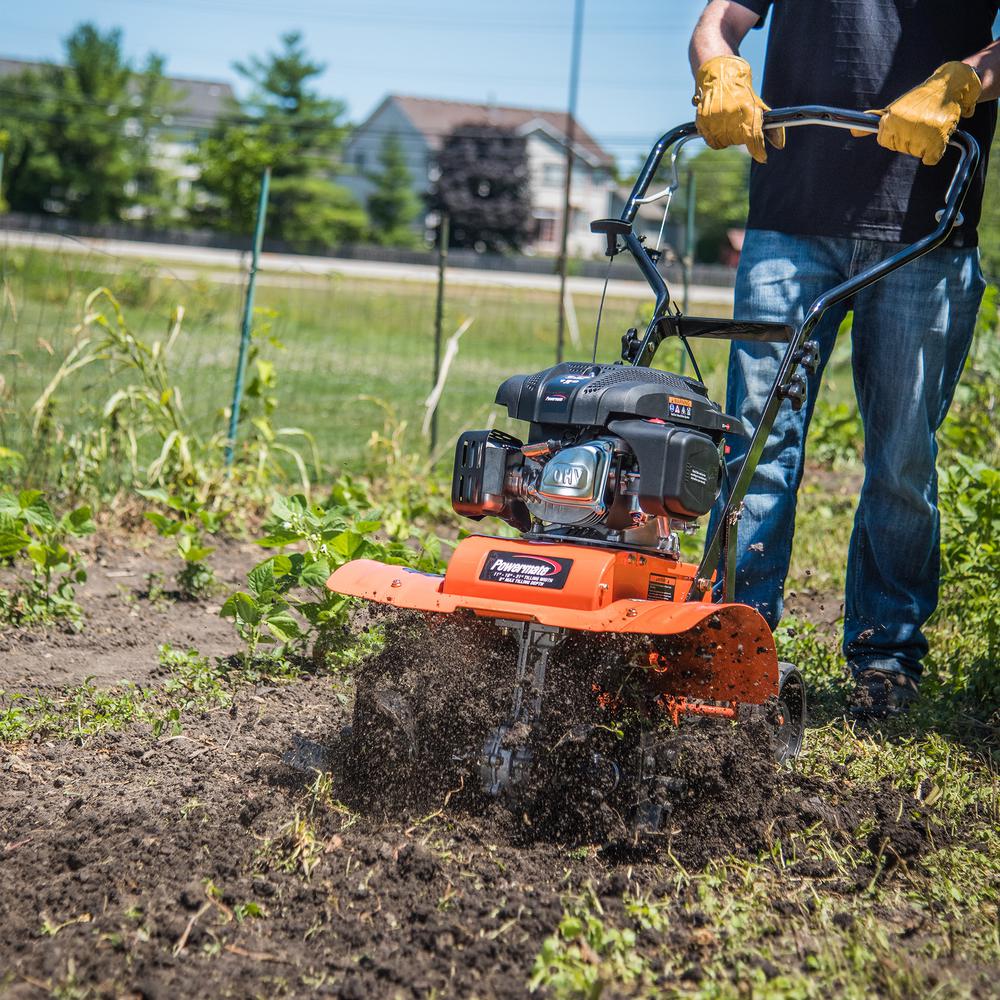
[735,0,998,246]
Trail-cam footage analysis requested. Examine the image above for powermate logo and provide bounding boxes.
[480,550,573,589]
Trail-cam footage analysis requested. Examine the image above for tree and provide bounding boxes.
[193,32,364,247]
[978,129,1000,281]
[427,125,533,253]
[674,146,750,263]
[1,24,171,222]
[365,133,422,247]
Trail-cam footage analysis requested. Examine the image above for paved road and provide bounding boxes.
[0,229,735,308]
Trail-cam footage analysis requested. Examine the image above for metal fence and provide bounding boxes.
[0,211,740,287]
[0,225,736,487]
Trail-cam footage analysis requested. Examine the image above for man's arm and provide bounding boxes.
[689,1,762,74]
[964,37,1000,102]
[688,1,781,162]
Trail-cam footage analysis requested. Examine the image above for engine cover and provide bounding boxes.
[495,362,741,438]
[524,440,614,526]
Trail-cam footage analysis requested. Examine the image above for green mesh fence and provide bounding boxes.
[0,232,736,486]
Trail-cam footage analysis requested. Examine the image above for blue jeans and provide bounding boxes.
[710,230,985,680]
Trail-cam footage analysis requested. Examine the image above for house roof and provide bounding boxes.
[0,57,235,128]
[373,94,614,169]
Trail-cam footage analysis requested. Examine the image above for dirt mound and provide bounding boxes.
[336,614,939,874]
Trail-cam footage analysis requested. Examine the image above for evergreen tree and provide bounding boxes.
[1,24,171,222]
[194,31,365,247]
[366,133,422,246]
[427,125,533,253]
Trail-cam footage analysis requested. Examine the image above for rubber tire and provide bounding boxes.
[774,661,807,763]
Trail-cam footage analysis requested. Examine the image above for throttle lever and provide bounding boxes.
[590,218,633,258]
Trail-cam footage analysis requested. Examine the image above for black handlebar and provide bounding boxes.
[618,107,981,601]
[621,106,980,370]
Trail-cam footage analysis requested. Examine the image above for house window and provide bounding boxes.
[542,163,564,188]
[354,151,366,170]
[536,216,557,243]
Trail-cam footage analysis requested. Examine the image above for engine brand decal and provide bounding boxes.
[668,396,693,420]
[544,393,568,403]
[480,550,573,589]
[686,464,708,485]
[647,574,676,601]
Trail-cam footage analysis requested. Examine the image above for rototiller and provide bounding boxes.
[328,108,977,832]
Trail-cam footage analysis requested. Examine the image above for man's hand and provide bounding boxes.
[857,62,982,166]
[694,55,784,164]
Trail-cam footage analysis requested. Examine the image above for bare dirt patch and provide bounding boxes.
[0,542,994,998]
[0,535,257,690]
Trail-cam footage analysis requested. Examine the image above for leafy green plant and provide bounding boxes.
[530,894,647,998]
[0,489,95,627]
[0,679,154,743]
[158,644,232,709]
[221,493,443,668]
[220,557,305,665]
[139,488,222,600]
[924,457,1000,719]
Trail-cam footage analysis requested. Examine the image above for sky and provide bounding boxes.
[0,0,769,170]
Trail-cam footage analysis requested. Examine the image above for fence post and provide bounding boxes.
[430,212,449,454]
[225,166,271,468]
[679,168,696,374]
[555,0,585,365]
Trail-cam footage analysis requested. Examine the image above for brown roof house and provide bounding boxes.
[341,94,617,255]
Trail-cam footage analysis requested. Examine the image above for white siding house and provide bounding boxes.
[341,94,617,256]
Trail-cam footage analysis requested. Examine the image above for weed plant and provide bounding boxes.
[0,487,94,627]
[30,288,318,505]
[139,488,222,599]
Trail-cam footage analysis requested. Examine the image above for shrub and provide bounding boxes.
[0,489,95,627]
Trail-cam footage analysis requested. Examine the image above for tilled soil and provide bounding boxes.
[1,673,945,1000]
[0,545,985,997]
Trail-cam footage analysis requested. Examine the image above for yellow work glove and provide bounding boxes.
[693,55,784,164]
[855,62,982,166]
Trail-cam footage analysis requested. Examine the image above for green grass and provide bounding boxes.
[0,243,855,479]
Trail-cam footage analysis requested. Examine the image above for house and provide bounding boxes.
[341,94,617,255]
[0,58,235,208]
